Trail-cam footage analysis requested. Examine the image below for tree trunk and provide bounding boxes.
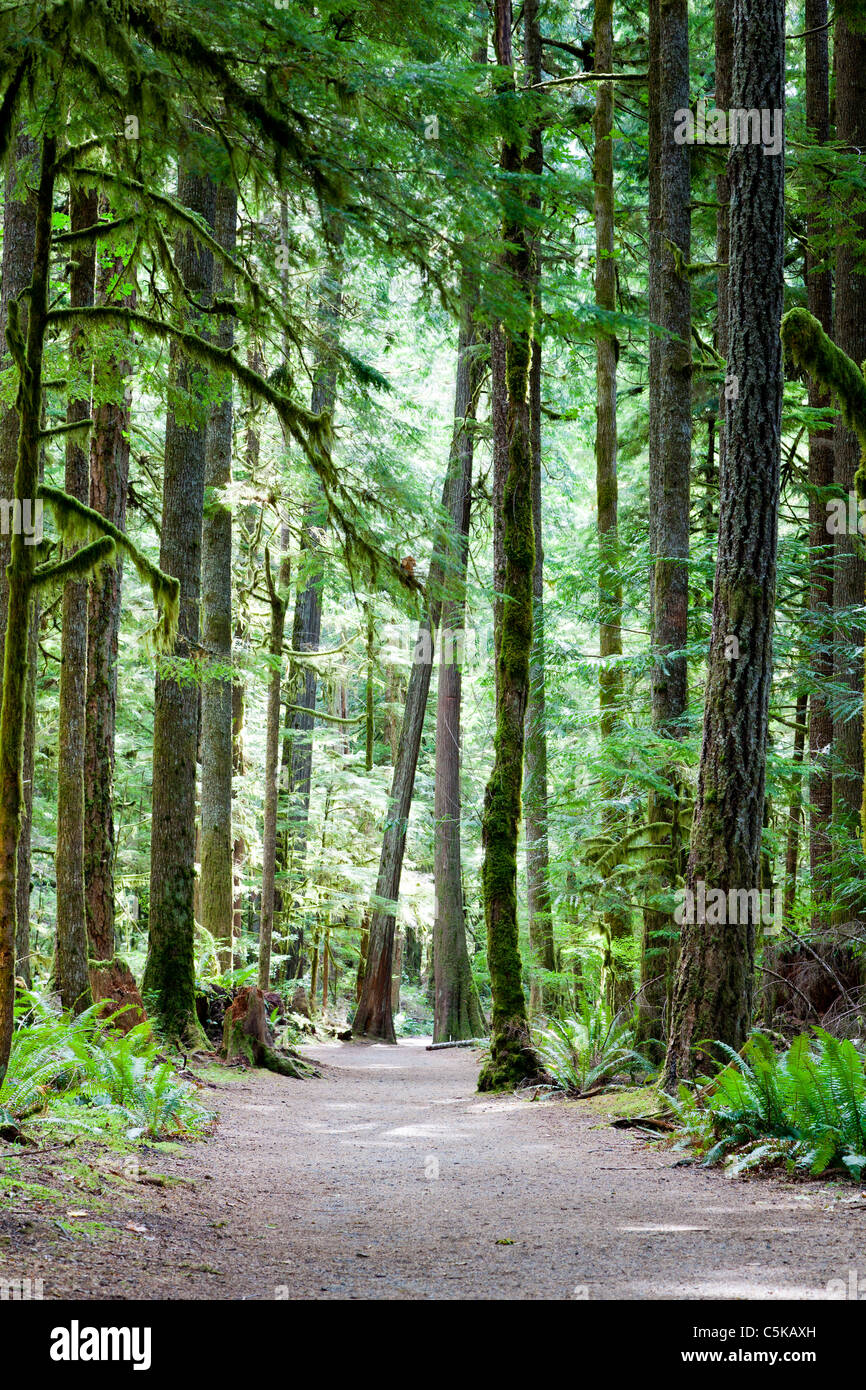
[804,0,833,922]
[433,276,487,1044]
[142,160,215,1046]
[831,6,866,907]
[259,551,287,991]
[476,0,541,1091]
[638,0,692,1048]
[664,0,785,1083]
[200,183,237,970]
[783,694,808,922]
[0,134,56,1087]
[84,217,144,1029]
[523,0,555,1017]
[593,0,631,1016]
[0,129,38,992]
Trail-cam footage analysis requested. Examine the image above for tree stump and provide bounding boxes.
[89,959,147,1033]
[221,986,314,1078]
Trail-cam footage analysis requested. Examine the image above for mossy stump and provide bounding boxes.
[221,986,315,1078]
[89,958,147,1033]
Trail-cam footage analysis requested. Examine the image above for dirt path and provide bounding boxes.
[3,1037,865,1299]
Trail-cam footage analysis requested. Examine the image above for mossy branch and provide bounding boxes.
[38,484,179,649]
[38,418,94,442]
[781,308,866,455]
[32,536,116,590]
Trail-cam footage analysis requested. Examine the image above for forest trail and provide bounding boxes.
[4,1038,864,1300]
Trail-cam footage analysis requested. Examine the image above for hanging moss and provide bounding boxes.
[39,483,179,649]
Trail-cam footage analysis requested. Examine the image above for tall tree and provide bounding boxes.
[476,0,541,1090]
[433,276,487,1043]
[593,0,631,1014]
[0,129,37,990]
[638,0,692,1044]
[54,180,98,1016]
[664,0,785,1082]
[200,182,237,970]
[142,161,216,1045]
[522,0,555,1016]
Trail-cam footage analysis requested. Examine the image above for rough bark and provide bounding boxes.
[0,135,56,1087]
[639,0,692,1047]
[258,551,287,991]
[476,0,542,1091]
[55,181,98,1016]
[222,985,312,1077]
[433,277,487,1044]
[200,182,237,970]
[84,216,144,1029]
[0,129,38,991]
[522,0,555,1017]
[142,160,215,1046]
[593,0,631,1016]
[783,694,808,922]
[664,0,785,1083]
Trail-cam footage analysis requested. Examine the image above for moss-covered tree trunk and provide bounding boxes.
[0,128,38,991]
[638,0,692,1048]
[433,276,487,1044]
[664,0,785,1084]
[476,0,542,1092]
[0,135,56,1087]
[142,160,215,1046]
[200,182,237,971]
[259,550,287,991]
[55,180,97,1016]
[831,4,866,910]
[593,0,631,1017]
[84,226,145,1028]
[522,0,554,1018]
[804,0,834,924]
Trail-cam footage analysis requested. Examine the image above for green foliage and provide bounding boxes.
[0,993,210,1141]
[532,997,656,1095]
[668,1030,866,1180]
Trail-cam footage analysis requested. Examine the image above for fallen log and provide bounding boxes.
[425,1038,488,1050]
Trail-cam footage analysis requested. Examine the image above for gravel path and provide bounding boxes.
[3,1036,865,1299]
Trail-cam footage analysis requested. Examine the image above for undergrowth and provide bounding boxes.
[532,998,656,1094]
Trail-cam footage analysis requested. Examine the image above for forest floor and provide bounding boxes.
[2,1036,865,1300]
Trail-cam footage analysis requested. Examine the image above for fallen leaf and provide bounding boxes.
[125,1221,149,1233]
[66,1210,88,1218]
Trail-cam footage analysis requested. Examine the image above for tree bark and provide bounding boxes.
[638,0,692,1047]
[84,216,145,1028]
[476,0,541,1090]
[664,0,785,1083]
[433,276,487,1043]
[259,550,287,991]
[55,180,97,1016]
[142,160,215,1046]
[0,135,56,1087]
[0,129,38,991]
[200,182,237,970]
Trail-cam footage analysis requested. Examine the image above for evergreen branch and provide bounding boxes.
[32,536,116,590]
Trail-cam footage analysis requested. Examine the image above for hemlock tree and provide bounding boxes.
[663,0,785,1083]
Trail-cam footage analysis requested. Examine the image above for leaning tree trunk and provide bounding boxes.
[200,182,237,970]
[84,220,145,1028]
[0,128,38,991]
[433,275,487,1044]
[476,0,542,1091]
[142,161,215,1046]
[638,0,692,1049]
[831,5,866,915]
[593,0,631,1017]
[0,136,56,1087]
[55,180,97,1016]
[664,0,785,1084]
